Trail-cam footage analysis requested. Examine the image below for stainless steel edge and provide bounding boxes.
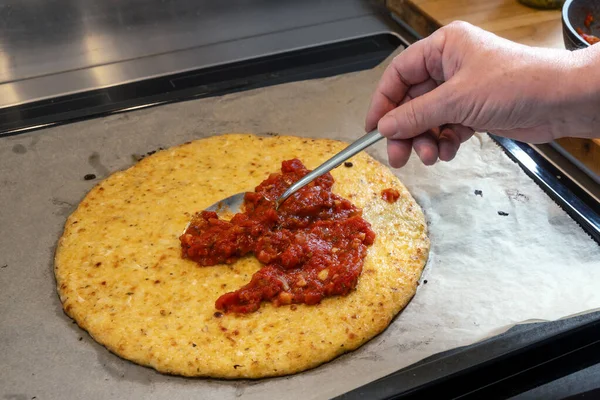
[547,142,600,187]
[534,143,600,202]
[0,0,401,108]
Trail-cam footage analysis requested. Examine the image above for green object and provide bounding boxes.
[518,0,564,9]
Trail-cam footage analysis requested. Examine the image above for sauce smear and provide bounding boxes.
[180,159,375,313]
[381,188,400,203]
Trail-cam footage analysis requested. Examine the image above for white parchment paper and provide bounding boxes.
[1,49,599,400]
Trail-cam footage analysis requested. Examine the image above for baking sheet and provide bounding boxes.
[1,49,600,400]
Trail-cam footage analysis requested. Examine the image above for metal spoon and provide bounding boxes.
[275,129,384,209]
[191,129,384,222]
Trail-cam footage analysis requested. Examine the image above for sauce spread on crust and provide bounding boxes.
[381,188,400,203]
[180,159,375,313]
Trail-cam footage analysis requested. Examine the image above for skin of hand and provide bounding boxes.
[365,21,600,168]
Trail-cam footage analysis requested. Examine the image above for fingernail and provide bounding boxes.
[378,115,398,137]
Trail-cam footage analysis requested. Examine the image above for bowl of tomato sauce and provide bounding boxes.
[562,0,599,49]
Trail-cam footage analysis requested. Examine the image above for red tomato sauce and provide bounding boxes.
[585,12,594,29]
[577,13,600,45]
[180,159,376,313]
[577,28,600,45]
[381,188,400,204]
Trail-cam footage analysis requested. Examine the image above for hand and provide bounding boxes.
[366,21,600,167]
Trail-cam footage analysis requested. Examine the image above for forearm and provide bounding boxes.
[558,44,600,139]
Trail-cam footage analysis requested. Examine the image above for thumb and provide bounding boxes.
[378,85,455,139]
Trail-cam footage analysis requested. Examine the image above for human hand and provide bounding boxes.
[366,21,600,167]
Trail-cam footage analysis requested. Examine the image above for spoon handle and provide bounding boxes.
[276,129,384,208]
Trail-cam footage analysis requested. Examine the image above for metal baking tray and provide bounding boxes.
[2,31,599,399]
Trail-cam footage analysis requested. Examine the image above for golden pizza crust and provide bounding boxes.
[54,134,429,378]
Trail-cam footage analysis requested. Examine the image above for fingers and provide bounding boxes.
[412,129,440,166]
[387,124,474,168]
[438,124,474,162]
[383,79,441,167]
[371,77,439,145]
[364,25,478,167]
[380,78,439,132]
[438,131,460,162]
[365,79,400,132]
[378,85,454,140]
[365,35,444,131]
[387,138,413,168]
[406,78,439,101]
